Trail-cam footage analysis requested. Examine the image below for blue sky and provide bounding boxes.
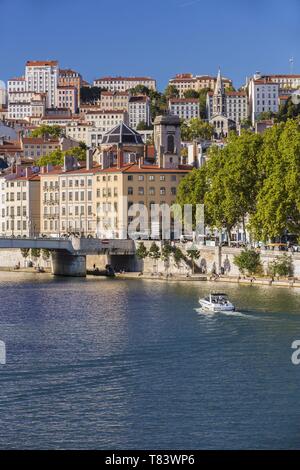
[0,0,299,90]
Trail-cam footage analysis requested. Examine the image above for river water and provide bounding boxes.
[0,272,299,449]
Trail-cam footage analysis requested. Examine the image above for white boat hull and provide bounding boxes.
[199,299,235,312]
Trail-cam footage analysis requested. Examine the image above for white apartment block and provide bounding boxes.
[169,98,200,120]
[2,168,40,237]
[65,122,104,147]
[0,81,7,107]
[169,73,233,98]
[129,96,151,129]
[93,76,156,92]
[8,92,46,120]
[248,74,279,124]
[25,60,59,108]
[85,109,129,133]
[207,91,248,124]
[40,166,95,236]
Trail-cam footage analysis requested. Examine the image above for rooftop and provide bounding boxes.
[101,122,144,146]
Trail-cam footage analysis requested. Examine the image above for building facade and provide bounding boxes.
[93,76,156,92]
[57,86,78,114]
[248,73,279,124]
[169,73,233,98]
[129,96,151,129]
[169,98,200,120]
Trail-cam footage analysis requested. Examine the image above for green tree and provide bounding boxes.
[173,247,184,268]
[31,125,62,139]
[80,86,102,103]
[148,242,161,273]
[198,87,212,119]
[31,248,41,259]
[136,242,148,260]
[129,85,151,96]
[136,121,153,131]
[249,120,300,241]
[164,85,179,100]
[37,149,64,166]
[161,242,173,274]
[234,249,262,276]
[268,254,294,277]
[20,248,30,263]
[41,249,51,260]
[183,89,199,99]
[186,246,200,274]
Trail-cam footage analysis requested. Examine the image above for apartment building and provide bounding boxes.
[100,91,129,111]
[25,60,59,108]
[129,96,151,129]
[0,81,7,107]
[169,73,233,98]
[169,98,200,120]
[260,74,300,90]
[40,156,97,236]
[85,109,129,133]
[4,168,40,237]
[65,121,104,148]
[93,76,156,92]
[248,74,279,124]
[21,137,60,159]
[57,86,78,114]
[58,69,82,102]
[207,91,248,124]
[8,92,46,120]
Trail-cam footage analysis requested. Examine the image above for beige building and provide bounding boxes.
[100,91,129,111]
[21,137,60,159]
[40,156,97,236]
[169,73,233,97]
[4,168,40,236]
[85,109,129,132]
[57,86,78,114]
[94,76,156,92]
[58,69,82,102]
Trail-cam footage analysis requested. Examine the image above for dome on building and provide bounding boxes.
[101,122,144,146]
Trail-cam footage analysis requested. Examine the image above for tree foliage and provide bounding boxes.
[234,249,262,275]
[268,254,294,277]
[177,120,300,243]
[181,118,214,141]
[31,125,62,139]
[136,242,148,259]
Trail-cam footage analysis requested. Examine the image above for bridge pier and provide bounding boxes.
[51,251,86,277]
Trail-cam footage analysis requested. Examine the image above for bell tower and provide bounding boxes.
[154,114,181,168]
[212,67,226,116]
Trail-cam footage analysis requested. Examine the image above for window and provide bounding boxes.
[149,187,155,195]
[138,175,144,181]
[149,175,155,181]
[138,187,144,195]
[171,187,176,195]
[128,187,133,195]
[128,175,133,181]
[160,175,165,181]
[160,187,166,195]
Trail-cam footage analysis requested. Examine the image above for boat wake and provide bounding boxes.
[194,308,258,319]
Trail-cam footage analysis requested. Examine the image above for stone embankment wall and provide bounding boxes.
[0,249,51,269]
[137,242,300,278]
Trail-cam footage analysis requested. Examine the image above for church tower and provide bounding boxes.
[153,114,181,168]
[212,67,226,116]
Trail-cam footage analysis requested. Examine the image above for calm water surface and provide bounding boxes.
[0,272,300,449]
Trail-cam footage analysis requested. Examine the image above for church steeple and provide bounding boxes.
[212,67,226,116]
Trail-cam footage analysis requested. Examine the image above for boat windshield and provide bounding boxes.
[211,293,229,303]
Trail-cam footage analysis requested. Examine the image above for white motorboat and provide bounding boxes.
[199,292,235,312]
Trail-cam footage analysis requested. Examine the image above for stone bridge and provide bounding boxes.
[0,237,136,276]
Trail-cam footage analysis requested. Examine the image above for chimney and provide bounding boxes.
[86,148,93,171]
[16,164,23,177]
[25,167,32,178]
[63,155,76,172]
[117,144,123,169]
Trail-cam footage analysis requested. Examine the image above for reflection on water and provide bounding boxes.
[0,272,300,449]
